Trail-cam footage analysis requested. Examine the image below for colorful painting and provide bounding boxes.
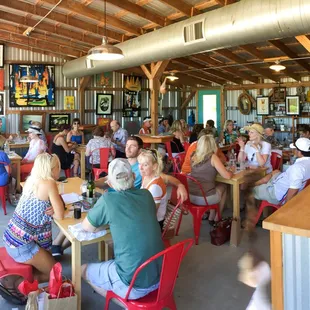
[64,96,75,110]
[0,69,4,91]
[97,117,112,132]
[286,96,300,115]
[123,75,141,117]
[20,112,46,133]
[49,114,71,132]
[0,45,3,68]
[96,72,113,87]
[9,64,55,107]
[0,116,6,134]
[0,92,4,115]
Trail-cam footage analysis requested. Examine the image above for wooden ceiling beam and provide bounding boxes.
[0,29,82,58]
[295,35,310,53]
[269,39,310,72]
[216,49,279,82]
[214,0,238,6]
[0,11,102,47]
[241,44,301,81]
[192,53,258,84]
[0,0,125,43]
[0,22,88,53]
[158,0,199,17]
[105,0,169,27]
[41,0,140,36]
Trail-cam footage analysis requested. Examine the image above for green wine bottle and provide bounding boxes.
[87,171,95,198]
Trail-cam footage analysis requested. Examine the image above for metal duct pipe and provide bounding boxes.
[63,0,310,78]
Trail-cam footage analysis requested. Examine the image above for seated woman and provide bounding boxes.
[205,119,218,138]
[0,150,11,186]
[188,135,233,224]
[52,124,78,175]
[1,153,64,302]
[169,120,185,156]
[219,119,239,145]
[138,149,167,230]
[139,116,152,135]
[86,126,115,168]
[237,123,272,173]
[180,119,190,136]
[31,121,47,146]
[67,118,84,145]
[189,124,203,144]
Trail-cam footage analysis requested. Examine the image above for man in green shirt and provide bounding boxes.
[81,158,164,300]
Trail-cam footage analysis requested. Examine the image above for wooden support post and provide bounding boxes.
[181,91,196,111]
[78,76,91,124]
[220,86,225,130]
[141,60,169,135]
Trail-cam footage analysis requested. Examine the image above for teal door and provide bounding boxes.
[197,90,221,130]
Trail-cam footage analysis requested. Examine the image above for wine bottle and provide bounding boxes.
[87,171,95,198]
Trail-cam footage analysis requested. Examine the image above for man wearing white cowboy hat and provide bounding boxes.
[139,116,152,135]
[237,123,272,173]
[246,138,310,222]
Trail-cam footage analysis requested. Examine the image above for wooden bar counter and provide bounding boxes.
[263,185,310,310]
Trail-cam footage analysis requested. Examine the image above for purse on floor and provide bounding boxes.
[210,218,232,246]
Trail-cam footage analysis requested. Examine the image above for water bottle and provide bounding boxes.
[3,142,9,154]
[229,151,236,170]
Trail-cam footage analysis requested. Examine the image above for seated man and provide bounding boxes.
[263,123,282,151]
[245,138,310,227]
[81,158,164,300]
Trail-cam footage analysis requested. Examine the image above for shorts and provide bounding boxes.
[252,172,281,205]
[189,191,221,206]
[5,241,40,263]
[86,260,159,300]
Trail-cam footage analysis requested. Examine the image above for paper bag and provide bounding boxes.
[43,292,77,310]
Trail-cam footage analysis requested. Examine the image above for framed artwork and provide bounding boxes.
[9,64,55,107]
[286,96,300,115]
[0,69,4,91]
[96,72,113,87]
[96,93,113,115]
[64,96,75,110]
[20,111,46,133]
[123,75,141,117]
[237,93,251,115]
[0,91,5,115]
[271,87,286,102]
[0,116,6,134]
[256,97,270,115]
[49,114,71,132]
[0,45,3,68]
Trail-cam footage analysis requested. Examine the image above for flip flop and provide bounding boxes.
[0,283,27,305]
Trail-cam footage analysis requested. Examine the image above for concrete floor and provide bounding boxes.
[0,199,271,310]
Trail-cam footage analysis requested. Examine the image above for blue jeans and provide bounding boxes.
[86,260,159,300]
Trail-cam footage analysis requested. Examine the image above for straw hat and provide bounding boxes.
[244,123,264,136]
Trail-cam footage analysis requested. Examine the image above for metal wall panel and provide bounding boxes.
[283,233,310,310]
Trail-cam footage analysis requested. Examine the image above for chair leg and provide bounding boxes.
[1,190,7,215]
[166,296,177,310]
[104,295,111,310]
[175,213,183,236]
[192,211,204,245]
[254,203,264,226]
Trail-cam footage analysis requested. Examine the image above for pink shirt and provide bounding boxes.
[24,138,46,162]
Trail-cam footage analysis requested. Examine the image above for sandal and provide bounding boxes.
[0,283,27,305]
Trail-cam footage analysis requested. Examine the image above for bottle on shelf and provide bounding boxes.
[86,171,95,198]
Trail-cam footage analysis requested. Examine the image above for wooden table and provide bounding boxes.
[53,177,112,310]
[8,142,30,150]
[215,167,267,246]
[263,186,310,310]
[76,145,86,180]
[9,152,22,192]
[136,134,174,148]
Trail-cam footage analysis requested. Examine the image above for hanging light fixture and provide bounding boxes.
[87,0,124,61]
[269,60,286,72]
[166,72,179,81]
[21,30,38,83]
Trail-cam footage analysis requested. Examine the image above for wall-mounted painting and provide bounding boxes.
[49,114,71,132]
[286,96,300,115]
[20,111,46,133]
[123,75,141,117]
[96,72,113,87]
[9,64,55,107]
[256,96,270,115]
[64,96,75,110]
[0,44,3,68]
[0,91,5,115]
[0,116,6,134]
[96,93,113,115]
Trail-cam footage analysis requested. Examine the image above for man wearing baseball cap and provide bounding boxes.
[263,123,282,150]
[246,138,310,221]
[139,116,152,135]
[81,158,164,300]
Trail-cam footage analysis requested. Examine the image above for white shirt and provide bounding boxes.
[273,157,310,201]
[245,141,272,173]
[24,138,46,162]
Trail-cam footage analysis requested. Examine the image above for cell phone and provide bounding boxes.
[58,176,67,182]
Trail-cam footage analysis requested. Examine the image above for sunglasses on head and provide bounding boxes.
[144,149,157,161]
[73,122,80,125]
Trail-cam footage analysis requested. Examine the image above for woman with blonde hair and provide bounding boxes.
[138,149,167,230]
[1,153,65,302]
[219,119,239,145]
[189,135,233,224]
[169,120,185,155]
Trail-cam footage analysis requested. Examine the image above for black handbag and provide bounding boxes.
[210,218,232,246]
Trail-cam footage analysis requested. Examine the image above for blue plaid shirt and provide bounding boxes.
[112,127,128,153]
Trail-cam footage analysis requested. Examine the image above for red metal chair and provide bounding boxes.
[182,142,190,153]
[271,151,283,170]
[164,142,185,174]
[91,148,114,180]
[174,173,222,245]
[0,247,33,287]
[104,238,194,310]
[46,134,54,153]
[0,161,10,215]
[64,169,71,178]
[20,163,34,182]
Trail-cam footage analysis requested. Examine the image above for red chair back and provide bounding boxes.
[164,142,173,159]
[183,142,190,153]
[46,134,54,153]
[124,239,193,301]
[90,148,110,169]
[271,151,282,170]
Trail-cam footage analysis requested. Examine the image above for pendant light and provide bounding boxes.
[166,72,179,81]
[269,60,286,72]
[21,32,38,83]
[87,0,124,61]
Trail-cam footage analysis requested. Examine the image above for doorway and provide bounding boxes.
[197,90,221,130]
